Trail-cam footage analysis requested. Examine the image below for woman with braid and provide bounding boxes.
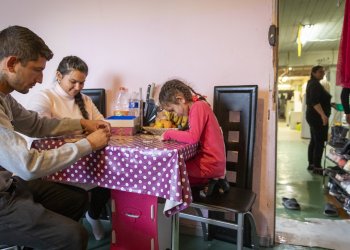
[158,79,228,196]
[27,56,110,240]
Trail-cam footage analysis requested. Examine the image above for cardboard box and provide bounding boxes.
[105,116,139,128]
[111,127,136,136]
[106,116,139,135]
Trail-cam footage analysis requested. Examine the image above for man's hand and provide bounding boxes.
[80,119,111,135]
[86,129,111,151]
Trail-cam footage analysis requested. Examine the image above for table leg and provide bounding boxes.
[171,213,179,250]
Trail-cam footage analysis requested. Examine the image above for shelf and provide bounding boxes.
[324,143,350,214]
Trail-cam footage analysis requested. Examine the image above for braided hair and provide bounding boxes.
[57,56,89,119]
[158,79,206,107]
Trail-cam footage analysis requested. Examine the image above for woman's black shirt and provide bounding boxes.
[306,78,332,127]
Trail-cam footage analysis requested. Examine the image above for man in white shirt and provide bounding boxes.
[0,25,111,249]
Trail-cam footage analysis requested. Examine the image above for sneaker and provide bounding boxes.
[329,185,340,196]
[85,211,105,240]
[343,198,350,212]
[218,177,230,194]
[340,181,350,189]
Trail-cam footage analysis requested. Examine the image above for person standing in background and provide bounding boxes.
[27,55,110,240]
[305,65,331,174]
[340,87,350,124]
[0,25,111,249]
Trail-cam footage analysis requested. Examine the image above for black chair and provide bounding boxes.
[81,88,106,117]
[79,88,112,223]
[178,85,259,250]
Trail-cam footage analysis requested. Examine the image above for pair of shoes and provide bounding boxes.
[282,197,301,210]
[85,211,105,240]
[323,203,338,217]
[217,177,230,194]
[329,185,340,197]
[200,177,230,197]
[336,173,350,182]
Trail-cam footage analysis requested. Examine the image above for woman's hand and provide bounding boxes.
[80,119,111,135]
[321,115,328,126]
[313,104,328,126]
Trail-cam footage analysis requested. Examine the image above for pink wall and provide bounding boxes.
[1,0,277,244]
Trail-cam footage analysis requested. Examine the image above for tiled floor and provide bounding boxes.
[276,122,349,220]
[85,121,340,249]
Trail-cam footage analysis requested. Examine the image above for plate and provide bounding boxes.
[142,126,178,135]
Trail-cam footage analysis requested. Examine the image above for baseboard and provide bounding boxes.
[258,234,274,247]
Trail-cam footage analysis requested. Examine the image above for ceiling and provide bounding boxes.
[278,0,346,78]
[278,0,345,54]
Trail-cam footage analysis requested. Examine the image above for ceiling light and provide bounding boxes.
[296,24,314,57]
[299,24,314,45]
[281,76,289,83]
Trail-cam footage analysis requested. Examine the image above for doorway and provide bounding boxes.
[276,0,348,248]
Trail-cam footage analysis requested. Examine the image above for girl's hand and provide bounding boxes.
[160,133,166,141]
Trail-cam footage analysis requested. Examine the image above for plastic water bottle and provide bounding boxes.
[114,87,129,116]
[128,91,140,117]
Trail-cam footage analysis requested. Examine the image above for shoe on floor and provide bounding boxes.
[282,197,301,210]
[307,165,314,171]
[85,211,105,240]
[312,167,324,175]
[323,203,338,217]
[329,185,340,196]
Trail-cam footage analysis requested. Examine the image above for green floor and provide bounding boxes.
[276,122,344,221]
[276,123,326,221]
[85,122,333,249]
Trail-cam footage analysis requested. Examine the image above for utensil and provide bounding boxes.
[144,99,157,125]
[144,84,151,121]
[149,83,155,100]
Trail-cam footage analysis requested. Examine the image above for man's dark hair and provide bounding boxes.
[0,25,53,65]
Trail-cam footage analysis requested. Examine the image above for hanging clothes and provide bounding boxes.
[336,0,350,87]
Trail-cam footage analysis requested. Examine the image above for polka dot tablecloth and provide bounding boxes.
[32,134,198,216]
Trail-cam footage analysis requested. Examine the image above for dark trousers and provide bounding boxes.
[0,178,89,250]
[88,187,110,219]
[308,125,328,167]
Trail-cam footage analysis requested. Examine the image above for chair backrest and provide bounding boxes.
[213,85,258,190]
[81,88,106,117]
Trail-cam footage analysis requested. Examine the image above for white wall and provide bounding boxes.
[279,50,339,67]
[1,0,276,244]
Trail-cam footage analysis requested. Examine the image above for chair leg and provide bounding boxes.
[105,201,112,224]
[236,213,244,250]
[194,208,209,241]
[171,213,180,250]
[245,211,259,249]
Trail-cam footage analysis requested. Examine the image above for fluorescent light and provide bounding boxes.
[299,24,314,45]
[296,24,315,56]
